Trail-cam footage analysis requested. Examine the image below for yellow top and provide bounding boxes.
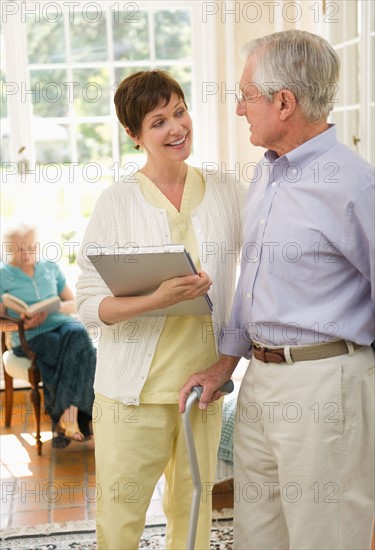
[137,166,218,403]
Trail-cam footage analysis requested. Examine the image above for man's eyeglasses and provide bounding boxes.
[235,91,274,104]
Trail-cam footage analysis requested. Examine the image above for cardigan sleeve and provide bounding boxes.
[75,186,120,328]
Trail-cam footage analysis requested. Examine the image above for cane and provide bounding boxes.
[182,380,235,550]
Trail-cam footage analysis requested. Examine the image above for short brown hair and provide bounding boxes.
[114,70,187,146]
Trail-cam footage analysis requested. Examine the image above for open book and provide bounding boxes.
[2,293,61,317]
[86,244,213,316]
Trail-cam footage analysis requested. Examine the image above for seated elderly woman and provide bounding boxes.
[0,223,96,446]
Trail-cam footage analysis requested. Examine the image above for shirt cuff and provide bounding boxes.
[76,294,109,330]
[219,324,252,358]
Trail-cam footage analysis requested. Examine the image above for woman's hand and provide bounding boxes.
[98,272,212,325]
[22,312,48,329]
[151,271,212,309]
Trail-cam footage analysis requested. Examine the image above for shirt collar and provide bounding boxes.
[264,124,338,170]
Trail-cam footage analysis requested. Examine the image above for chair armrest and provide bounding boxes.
[0,314,36,361]
[0,314,20,324]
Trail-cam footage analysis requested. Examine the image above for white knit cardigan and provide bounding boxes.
[76,169,245,404]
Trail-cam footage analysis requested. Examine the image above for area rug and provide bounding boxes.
[0,518,233,549]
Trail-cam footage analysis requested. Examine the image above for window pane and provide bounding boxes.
[113,11,149,61]
[73,68,110,116]
[336,50,344,106]
[29,69,68,117]
[158,65,192,108]
[34,120,70,163]
[119,125,142,167]
[371,36,375,106]
[114,65,151,87]
[0,30,10,163]
[0,120,10,164]
[346,44,359,105]
[26,15,65,63]
[1,28,7,119]
[155,10,191,60]
[330,110,343,139]
[77,123,112,164]
[70,12,107,62]
[345,0,359,41]
[1,70,7,119]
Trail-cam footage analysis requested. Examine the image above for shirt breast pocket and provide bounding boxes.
[266,224,325,282]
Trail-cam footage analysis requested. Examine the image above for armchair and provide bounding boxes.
[1,314,42,455]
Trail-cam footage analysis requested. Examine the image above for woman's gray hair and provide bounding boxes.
[1,223,37,261]
[2,222,37,243]
[241,30,340,122]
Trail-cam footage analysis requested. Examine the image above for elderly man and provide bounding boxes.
[180,30,374,549]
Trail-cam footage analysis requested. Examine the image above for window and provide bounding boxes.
[2,2,201,168]
[24,4,193,167]
[1,1,216,259]
[324,0,374,164]
[0,29,10,163]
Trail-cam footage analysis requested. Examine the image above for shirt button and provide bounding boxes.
[246,293,251,299]
[259,219,265,225]
[271,181,277,188]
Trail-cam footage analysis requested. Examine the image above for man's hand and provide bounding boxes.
[179,355,240,412]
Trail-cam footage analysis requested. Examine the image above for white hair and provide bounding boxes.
[2,222,37,243]
[242,30,340,122]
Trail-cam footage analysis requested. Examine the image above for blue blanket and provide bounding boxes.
[14,321,96,427]
[218,397,237,465]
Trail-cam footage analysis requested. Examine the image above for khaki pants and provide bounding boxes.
[234,346,375,550]
[93,394,222,550]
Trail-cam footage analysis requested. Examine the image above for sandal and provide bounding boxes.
[57,420,85,442]
[52,433,71,449]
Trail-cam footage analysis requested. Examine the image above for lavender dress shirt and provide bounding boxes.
[220,125,375,357]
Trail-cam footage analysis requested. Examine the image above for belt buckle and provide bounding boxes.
[253,343,268,363]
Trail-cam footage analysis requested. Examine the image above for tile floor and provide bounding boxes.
[2,388,374,550]
[0,362,249,533]
[0,388,167,530]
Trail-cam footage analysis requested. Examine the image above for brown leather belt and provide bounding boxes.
[252,340,362,364]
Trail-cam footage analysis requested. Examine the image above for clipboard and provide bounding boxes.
[86,244,213,316]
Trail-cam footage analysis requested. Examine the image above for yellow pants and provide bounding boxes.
[93,393,222,550]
